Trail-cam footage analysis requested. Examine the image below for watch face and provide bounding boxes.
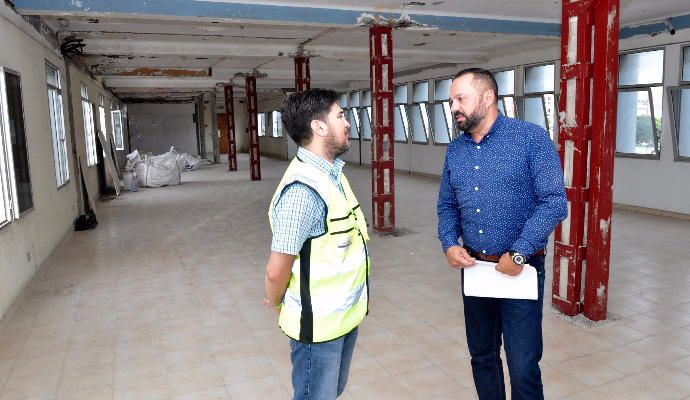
[513,254,526,265]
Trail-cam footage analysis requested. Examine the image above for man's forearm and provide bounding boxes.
[264,252,296,306]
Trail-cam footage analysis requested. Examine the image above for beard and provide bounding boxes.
[455,100,487,133]
[326,129,350,159]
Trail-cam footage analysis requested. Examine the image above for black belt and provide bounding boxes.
[465,248,546,263]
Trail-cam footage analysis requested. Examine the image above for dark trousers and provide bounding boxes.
[461,256,546,400]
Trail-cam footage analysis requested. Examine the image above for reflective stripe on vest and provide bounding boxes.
[268,157,370,343]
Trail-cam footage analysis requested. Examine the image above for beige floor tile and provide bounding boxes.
[555,355,626,387]
[1,370,61,400]
[114,354,167,384]
[58,362,113,393]
[64,345,115,370]
[590,346,656,376]
[167,365,225,398]
[372,345,434,376]
[56,384,113,400]
[173,386,231,400]
[163,346,216,373]
[393,364,467,399]
[225,376,289,400]
[113,374,170,400]
[217,355,277,386]
[10,351,65,378]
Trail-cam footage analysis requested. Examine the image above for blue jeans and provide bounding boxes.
[289,327,358,400]
[461,256,546,400]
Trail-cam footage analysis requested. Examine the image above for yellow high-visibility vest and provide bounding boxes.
[269,157,370,343]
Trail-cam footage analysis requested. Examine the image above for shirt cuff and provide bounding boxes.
[511,238,537,257]
[441,239,460,253]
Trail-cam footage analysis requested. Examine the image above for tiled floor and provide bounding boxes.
[1,155,689,399]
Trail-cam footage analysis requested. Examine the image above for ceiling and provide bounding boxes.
[10,0,690,103]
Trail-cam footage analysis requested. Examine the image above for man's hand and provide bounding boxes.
[262,297,281,315]
[444,246,476,269]
[496,252,524,276]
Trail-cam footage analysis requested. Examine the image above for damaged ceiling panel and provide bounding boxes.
[12,0,690,100]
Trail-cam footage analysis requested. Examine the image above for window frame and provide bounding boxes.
[669,45,690,162]
[393,84,410,143]
[111,108,125,151]
[271,110,283,138]
[46,62,70,188]
[410,81,430,144]
[0,68,14,228]
[431,78,453,145]
[521,63,557,140]
[615,48,665,160]
[81,83,98,167]
[0,67,34,218]
[493,68,518,119]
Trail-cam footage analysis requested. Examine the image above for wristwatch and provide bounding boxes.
[509,250,526,266]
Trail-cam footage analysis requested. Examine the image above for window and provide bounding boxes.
[111,108,124,150]
[98,94,107,138]
[669,46,690,160]
[81,84,98,166]
[258,113,267,137]
[494,69,517,118]
[410,81,430,143]
[616,49,664,157]
[343,92,360,139]
[360,90,372,140]
[46,63,69,187]
[271,111,283,137]
[0,71,12,226]
[523,64,556,139]
[394,84,409,142]
[432,78,453,144]
[0,68,33,217]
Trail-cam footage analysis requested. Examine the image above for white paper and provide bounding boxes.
[463,260,538,300]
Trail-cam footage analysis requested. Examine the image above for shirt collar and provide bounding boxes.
[297,147,345,182]
[459,112,505,143]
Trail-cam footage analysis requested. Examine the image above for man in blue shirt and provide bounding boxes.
[437,68,567,400]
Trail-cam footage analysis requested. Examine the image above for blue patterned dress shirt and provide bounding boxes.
[437,113,567,257]
[271,147,345,255]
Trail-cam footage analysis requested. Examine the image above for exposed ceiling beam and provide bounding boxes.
[96,67,212,77]
[13,0,561,36]
[82,38,488,63]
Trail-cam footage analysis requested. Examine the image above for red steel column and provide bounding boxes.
[369,26,395,233]
[294,56,311,92]
[552,0,619,321]
[246,75,261,181]
[223,85,237,171]
[551,0,594,316]
[584,0,619,321]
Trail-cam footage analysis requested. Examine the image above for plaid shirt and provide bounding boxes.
[271,147,345,255]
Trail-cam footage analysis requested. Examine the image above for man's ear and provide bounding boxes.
[311,119,326,137]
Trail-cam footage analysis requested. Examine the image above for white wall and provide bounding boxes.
[67,64,120,203]
[260,30,690,216]
[258,95,288,159]
[127,103,197,156]
[0,4,79,320]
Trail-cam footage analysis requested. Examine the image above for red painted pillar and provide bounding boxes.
[223,85,237,171]
[294,56,311,92]
[551,0,594,316]
[369,26,395,234]
[552,0,619,321]
[246,75,261,181]
[584,0,619,321]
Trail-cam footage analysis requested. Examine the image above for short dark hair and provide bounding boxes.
[453,68,499,104]
[281,89,339,146]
